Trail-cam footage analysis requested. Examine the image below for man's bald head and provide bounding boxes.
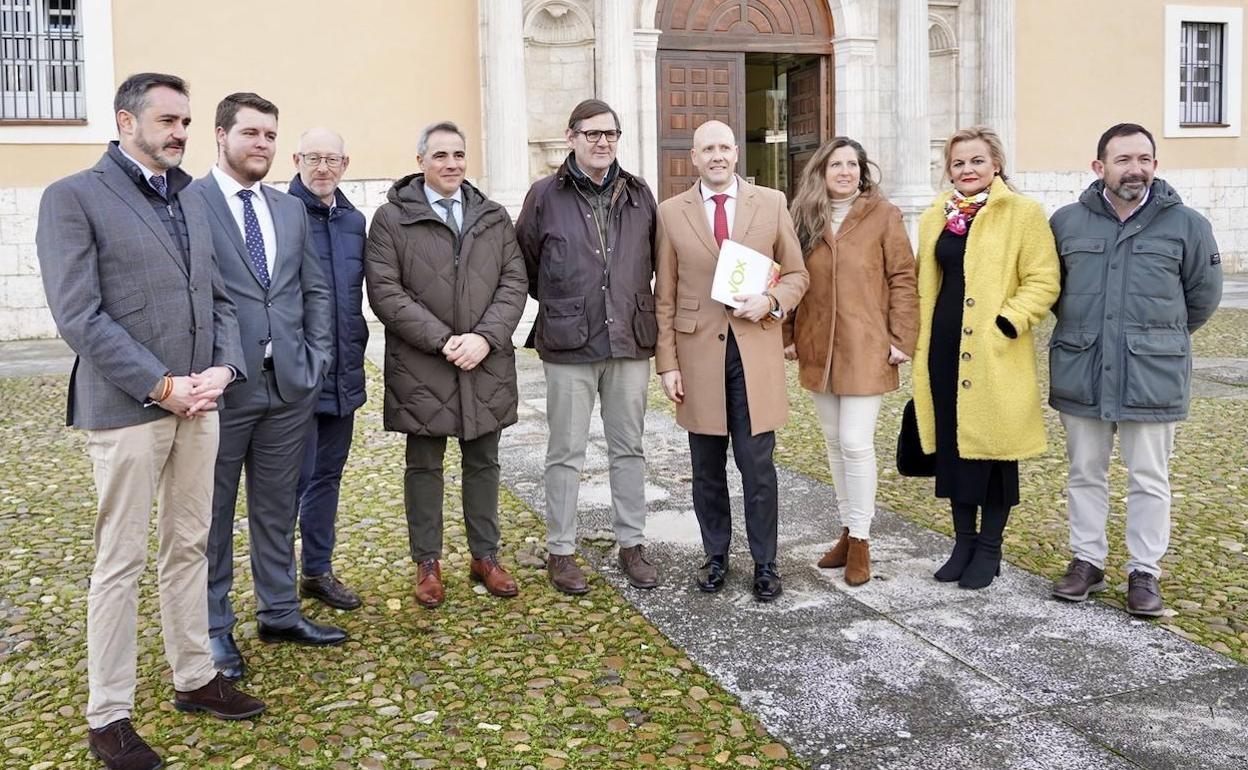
[294,126,350,205]
[690,120,738,192]
[692,120,735,151]
[298,127,346,155]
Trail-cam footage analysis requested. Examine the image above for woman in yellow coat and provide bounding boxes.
[914,126,1059,589]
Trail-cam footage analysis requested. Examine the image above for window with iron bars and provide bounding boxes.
[1179,21,1225,126]
[0,0,84,122]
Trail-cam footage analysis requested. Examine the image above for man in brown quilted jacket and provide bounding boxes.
[364,121,529,608]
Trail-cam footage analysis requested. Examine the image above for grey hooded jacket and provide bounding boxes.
[1048,178,1222,422]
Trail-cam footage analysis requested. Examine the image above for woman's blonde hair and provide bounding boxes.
[942,125,1014,190]
[789,136,880,256]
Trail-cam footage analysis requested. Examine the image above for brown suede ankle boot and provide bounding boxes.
[818,527,850,568]
[844,537,871,586]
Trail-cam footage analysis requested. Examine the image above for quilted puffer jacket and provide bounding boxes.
[365,174,528,439]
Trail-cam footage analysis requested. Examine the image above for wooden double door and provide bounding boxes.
[657,50,829,201]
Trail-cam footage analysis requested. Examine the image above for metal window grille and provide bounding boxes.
[1179,21,1225,125]
[0,0,84,121]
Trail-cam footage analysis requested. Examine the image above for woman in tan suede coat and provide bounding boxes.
[784,137,918,586]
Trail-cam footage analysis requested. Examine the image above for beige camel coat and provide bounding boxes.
[655,177,809,436]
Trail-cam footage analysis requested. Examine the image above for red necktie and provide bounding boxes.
[711,193,729,248]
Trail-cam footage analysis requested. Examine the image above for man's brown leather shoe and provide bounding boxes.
[173,672,266,720]
[1052,558,1107,602]
[618,545,658,589]
[818,527,850,569]
[844,537,871,586]
[547,553,590,595]
[471,554,518,597]
[1127,570,1165,617]
[415,559,444,608]
[87,718,162,770]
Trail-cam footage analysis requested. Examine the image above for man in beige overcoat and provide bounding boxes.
[654,120,808,601]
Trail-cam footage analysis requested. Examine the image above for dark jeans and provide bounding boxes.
[297,411,355,577]
[688,331,779,564]
[404,430,502,562]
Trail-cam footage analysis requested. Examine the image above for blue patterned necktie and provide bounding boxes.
[149,174,167,200]
[436,198,460,237]
[237,189,271,290]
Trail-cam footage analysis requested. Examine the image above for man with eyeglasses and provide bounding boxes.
[516,99,660,594]
[287,128,367,611]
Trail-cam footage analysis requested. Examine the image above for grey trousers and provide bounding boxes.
[1062,412,1177,577]
[543,358,650,556]
[404,430,502,562]
[208,371,316,637]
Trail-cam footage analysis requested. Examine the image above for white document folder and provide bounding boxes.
[710,239,781,308]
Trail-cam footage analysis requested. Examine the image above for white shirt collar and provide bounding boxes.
[211,164,263,199]
[700,176,739,203]
[116,144,163,184]
[425,183,463,207]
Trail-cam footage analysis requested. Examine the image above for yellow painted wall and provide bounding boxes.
[0,0,481,186]
[1017,0,1248,171]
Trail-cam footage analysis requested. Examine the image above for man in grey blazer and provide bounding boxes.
[190,92,345,682]
[37,72,264,770]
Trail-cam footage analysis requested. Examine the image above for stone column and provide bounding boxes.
[832,35,880,157]
[635,27,662,186]
[892,0,932,240]
[981,0,1016,169]
[596,0,640,171]
[479,0,530,215]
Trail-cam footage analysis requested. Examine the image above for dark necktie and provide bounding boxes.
[237,189,271,290]
[711,193,729,248]
[149,174,167,200]
[436,198,459,237]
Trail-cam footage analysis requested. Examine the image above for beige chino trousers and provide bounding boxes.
[83,412,218,728]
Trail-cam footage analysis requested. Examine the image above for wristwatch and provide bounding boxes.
[764,292,782,319]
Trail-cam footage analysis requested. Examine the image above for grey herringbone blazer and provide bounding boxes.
[36,146,245,430]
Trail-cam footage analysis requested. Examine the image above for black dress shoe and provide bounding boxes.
[257,615,348,647]
[753,562,783,602]
[696,554,729,593]
[300,571,362,610]
[209,634,245,681]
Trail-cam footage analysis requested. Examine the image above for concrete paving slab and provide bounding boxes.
[893,589,1238,708]
[820,713,1139,770]
[1219,274,1248,309]
[1054,666,1248,770]
[0,337,73,378]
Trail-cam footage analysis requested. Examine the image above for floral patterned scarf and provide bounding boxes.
[943,189,990,235]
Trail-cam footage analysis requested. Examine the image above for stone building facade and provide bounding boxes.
[0,0,1244,340]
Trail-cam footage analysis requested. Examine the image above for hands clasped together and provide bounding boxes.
[151,365,234,419]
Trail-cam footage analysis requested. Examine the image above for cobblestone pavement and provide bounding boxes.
[1,276,1244,768]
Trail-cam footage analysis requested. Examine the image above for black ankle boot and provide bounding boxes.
[934,503,978,582]
[959,505,1009,589]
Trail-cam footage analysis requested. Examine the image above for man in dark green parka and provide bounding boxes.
[1049,123,1222,617]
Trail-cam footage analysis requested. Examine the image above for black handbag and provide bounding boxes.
[896,399,936,477]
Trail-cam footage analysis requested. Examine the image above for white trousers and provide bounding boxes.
[811,392,883,539]
[1061,412,1177,577]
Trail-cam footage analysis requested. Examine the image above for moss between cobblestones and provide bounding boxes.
[0,372,797,770]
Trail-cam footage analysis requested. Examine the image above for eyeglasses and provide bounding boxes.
[574,129,622,144]
[299,153,346,169]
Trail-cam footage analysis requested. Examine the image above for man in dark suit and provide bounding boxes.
[190,93,345,682]
[37,72,264,770]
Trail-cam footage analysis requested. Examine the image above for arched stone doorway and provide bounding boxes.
[654,0,835,200]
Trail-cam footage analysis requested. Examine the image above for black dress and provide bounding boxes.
[929,224,1020,508]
